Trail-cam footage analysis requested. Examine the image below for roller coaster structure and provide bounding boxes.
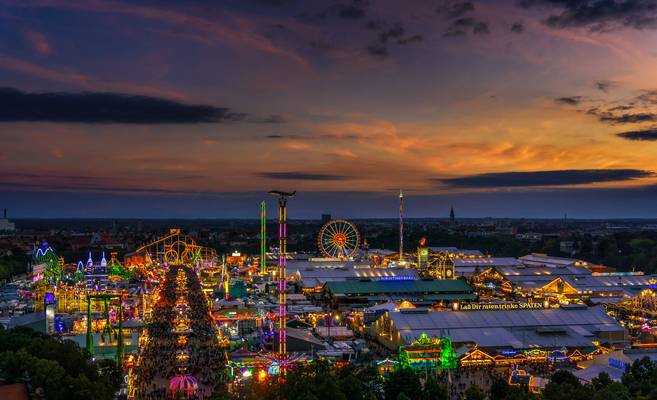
[126,229,217,271]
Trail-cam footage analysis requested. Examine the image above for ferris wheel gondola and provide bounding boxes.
[317,219,361,259]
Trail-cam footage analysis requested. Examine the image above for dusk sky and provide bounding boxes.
[2,0,657,218]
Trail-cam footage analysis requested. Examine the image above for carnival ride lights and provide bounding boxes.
[227,353,310,381]
[317,218,361,259]
[399,189,404,262]
[176,349,190,363]
[86,293,125,367]
[269,190,295,373]
[34,244,63,284]
[260,200,267,275]
[168,375,198,399]
[398,333,458,372]
[130,229,217,271]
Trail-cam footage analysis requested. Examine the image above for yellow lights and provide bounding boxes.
[257,369,268,382]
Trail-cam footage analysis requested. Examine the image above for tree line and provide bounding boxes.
[223,357,657,400]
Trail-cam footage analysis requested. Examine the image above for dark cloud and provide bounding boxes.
[555,96,583,105]
[251,115,286,123]
[309,40,338,52]
[397,34,423,44]
[444,17,490,37]
[257,172,347,180]
[473,21,489,34]
[298,1,367,22]
[556,89,657,125]
[252,0,295,5]
[591,110,657,124]
[596,80,614,93]
[518,0,657,31]
[0,180,215,196]
[367,43,389,56]
[437,1,490,37]
[335,3,366,19]
[637,89,657,104]
[437,1,475,19]
[607,105,634,112]
[264,133,359,140]
[0,87,245,124]
[511,22,524,33]
[365,20,382,30]
[435,169,653,188]
[367,25,410,56]
[616,128,657,141]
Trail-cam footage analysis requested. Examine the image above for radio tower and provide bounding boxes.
[269,190,295,373]
[399,189,404,262]
[260,201,266,275]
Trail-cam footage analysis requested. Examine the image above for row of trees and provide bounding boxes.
[225,357,657,400]
[0,247,29,281]
[0,326,122,400]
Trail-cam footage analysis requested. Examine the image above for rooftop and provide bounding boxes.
[324,278,473,295]
[386,305,624,349]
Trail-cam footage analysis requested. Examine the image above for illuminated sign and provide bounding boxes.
[608,358,628,370]
[44,292,56,335]
[32,263,46,275]
[459,302,545,311]
[419,248,429,263]
[379,276,415,281]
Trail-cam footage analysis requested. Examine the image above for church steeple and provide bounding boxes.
[449,206,455,224]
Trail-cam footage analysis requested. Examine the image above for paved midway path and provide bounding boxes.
[132,264,225,399]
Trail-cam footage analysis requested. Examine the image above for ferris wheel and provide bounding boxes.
[317,219,361,259]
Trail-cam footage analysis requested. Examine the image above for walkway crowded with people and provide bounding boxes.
[131,264,225,399]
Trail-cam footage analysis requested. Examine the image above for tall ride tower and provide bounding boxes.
[399,189,404,262]
[269,190,295,372]
[260,201,266,275]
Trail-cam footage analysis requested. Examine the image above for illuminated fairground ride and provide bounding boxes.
[398,333,458,372]
[125,229,217,278]
[606,286,657,337]
[416,239,455,279]
[34,244,64,284]
[317,219,361,259]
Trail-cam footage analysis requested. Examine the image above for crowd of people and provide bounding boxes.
[132,264,226,399]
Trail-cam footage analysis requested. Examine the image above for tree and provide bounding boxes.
[0,326,119,400]
[490,377,510,400]
[463,385,486,400]
[592,382,631,400]
[423,375,448,400]
[384,368,422,400]
[542,370,593,400]
[621,357,657,398]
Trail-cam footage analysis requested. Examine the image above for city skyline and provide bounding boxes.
[2,0,657,217]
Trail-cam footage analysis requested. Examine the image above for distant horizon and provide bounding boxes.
[3,187,657,219]
[7,216,657,222]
